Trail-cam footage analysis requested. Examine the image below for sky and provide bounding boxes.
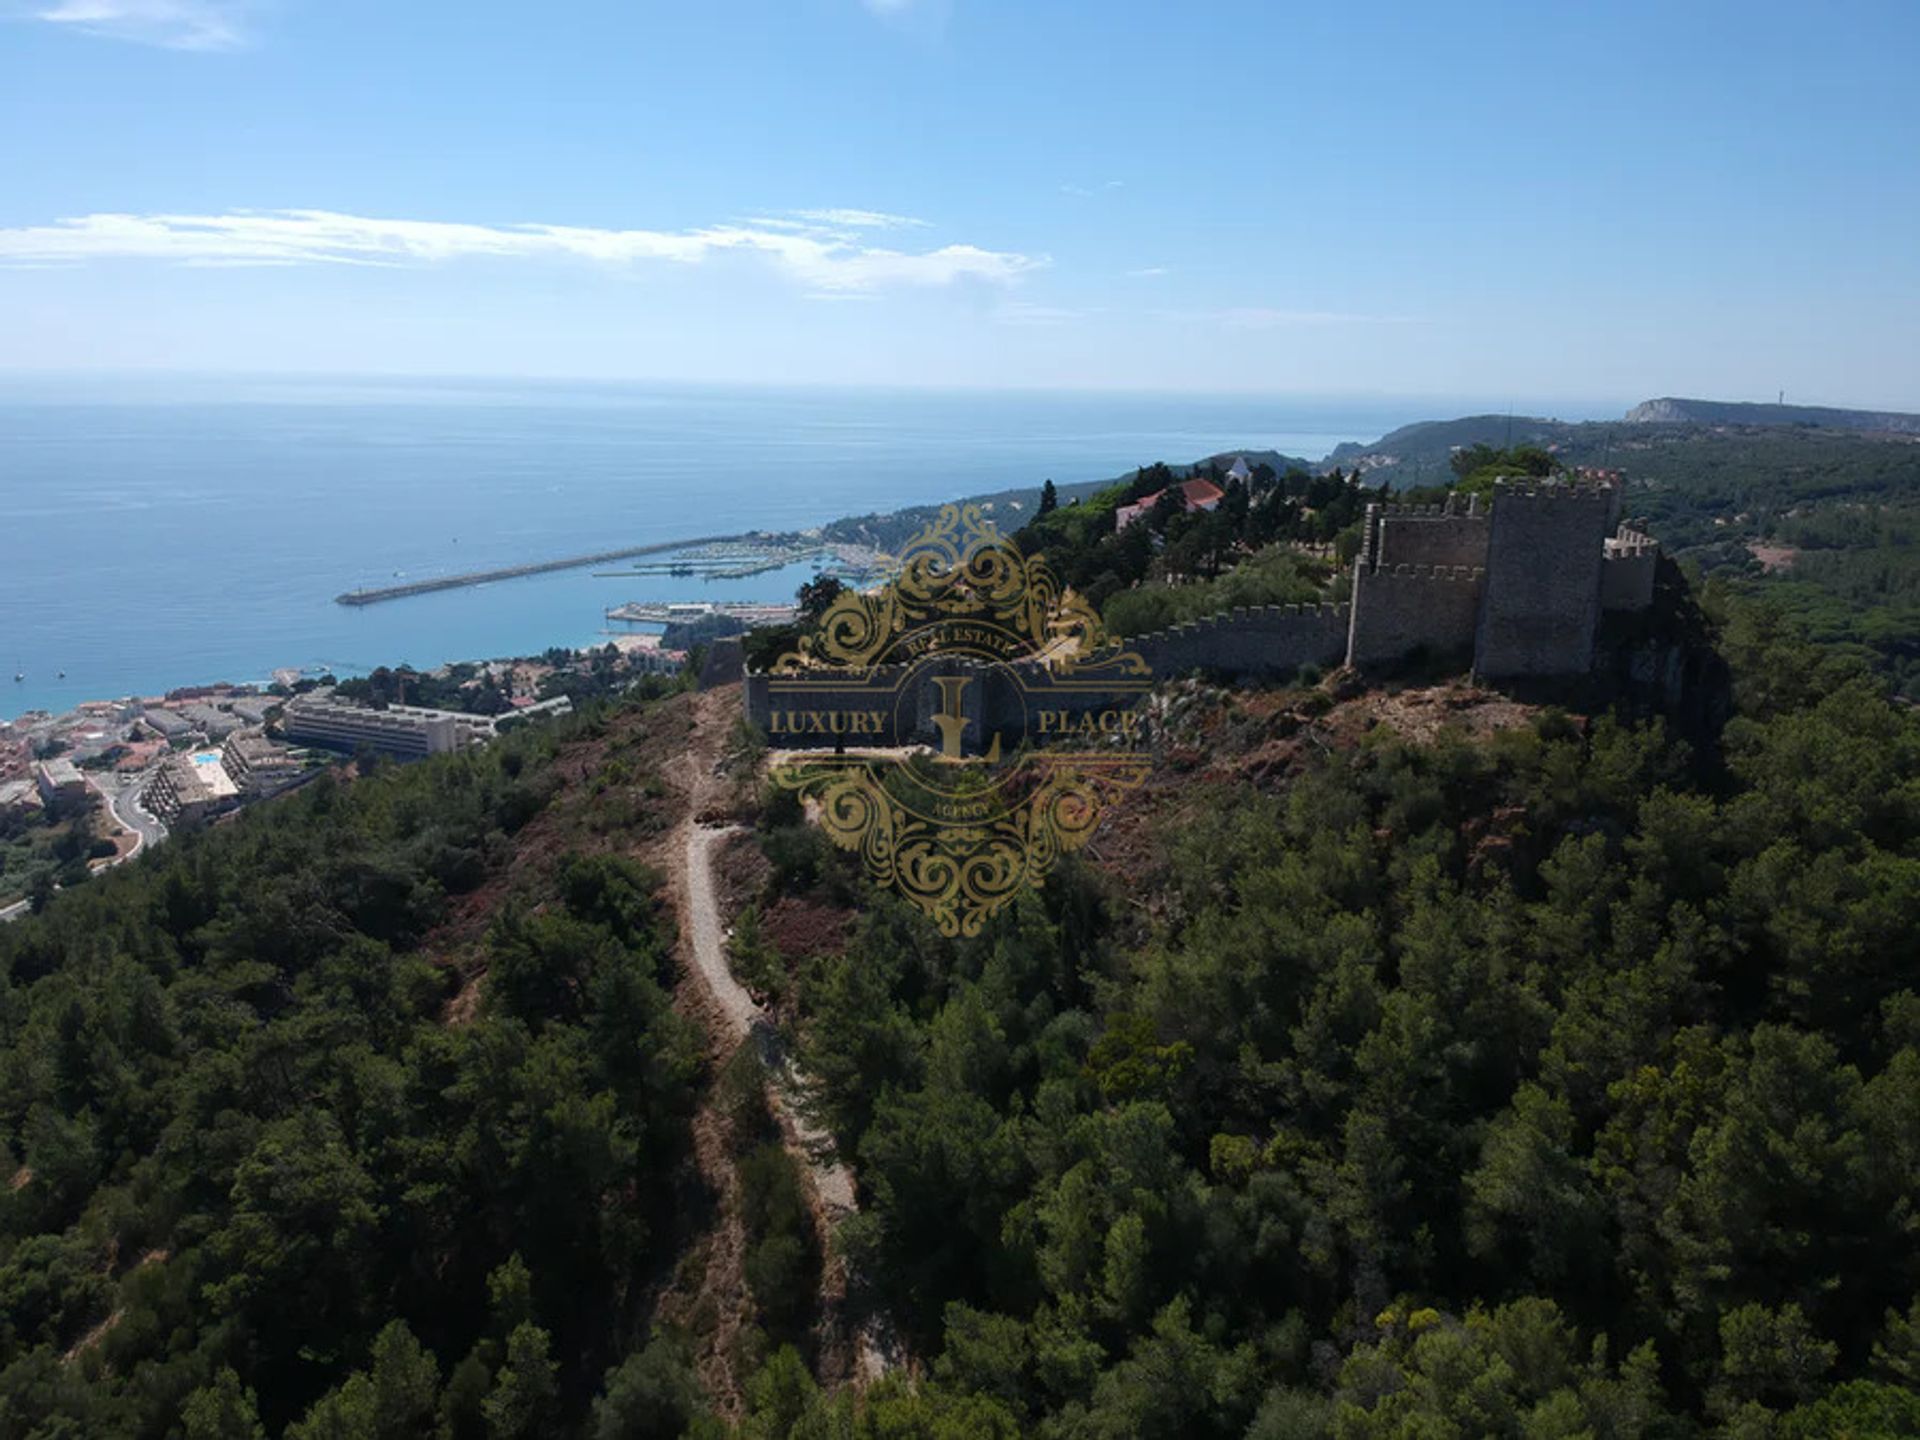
[2,0,1917,406]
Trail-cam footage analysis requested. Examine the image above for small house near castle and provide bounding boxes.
[1115,476,1226,531]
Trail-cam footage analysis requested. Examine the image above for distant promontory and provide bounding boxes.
[1624,396,1920,434]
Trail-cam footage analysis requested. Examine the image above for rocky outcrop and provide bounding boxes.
[1625,396,1920,434]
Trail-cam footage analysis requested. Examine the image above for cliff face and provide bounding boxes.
[1626,396,1920,434]
[1590,555,1732,745]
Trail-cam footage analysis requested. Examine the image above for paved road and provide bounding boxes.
[0,772,170,926]
[93,771,167,856]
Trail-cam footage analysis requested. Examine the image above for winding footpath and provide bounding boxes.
[681,820,883,1375]
[665,692,894,1383]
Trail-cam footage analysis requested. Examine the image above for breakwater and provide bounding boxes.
[333,534,745,606]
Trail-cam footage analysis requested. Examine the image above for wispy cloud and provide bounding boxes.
[1126,266,1169,278]
[1219,307,1415,328]
[16,0,254,50]
[1061,180,1124,198]
[789,208,929,230]
[0,209,1046,292]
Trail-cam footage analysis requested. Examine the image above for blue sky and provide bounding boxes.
[2,0,1917,405]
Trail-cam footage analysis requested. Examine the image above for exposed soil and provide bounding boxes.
[1081,673,1541,906]
[758,896,855,972]
[649,687,895,1408]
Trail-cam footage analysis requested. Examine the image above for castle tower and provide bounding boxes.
[1472,481,1616,680]
[1344,492,1490,671]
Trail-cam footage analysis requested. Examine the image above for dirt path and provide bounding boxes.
[684,822,863,1221]
[683,822,760,1039]
[658,689,893,1392]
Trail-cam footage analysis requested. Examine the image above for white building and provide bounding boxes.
[142,749,240,826]
[34,758,88,807]
[283,695,490,760]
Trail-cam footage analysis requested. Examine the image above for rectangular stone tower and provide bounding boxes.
[1472,482,1616,679]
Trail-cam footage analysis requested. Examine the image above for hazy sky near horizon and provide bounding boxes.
[2,0,1916,407]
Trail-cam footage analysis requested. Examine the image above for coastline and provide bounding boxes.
[4,379,1642,723]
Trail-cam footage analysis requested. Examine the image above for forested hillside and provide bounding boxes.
[732,592,1920,1437]
[5,575,1920,1436]
[0,692,713,1436]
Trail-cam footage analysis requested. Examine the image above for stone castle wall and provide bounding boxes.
[742,480,1661,737]
[1346,564,1485,670]
[1473,483,1616,679]
[1365,496,1491,571]
[1123,602,1351,679]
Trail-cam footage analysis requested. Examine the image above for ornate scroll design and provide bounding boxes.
[767,506,1153,934]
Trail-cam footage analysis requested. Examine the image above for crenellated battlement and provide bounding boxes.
[1371,493,1483,520]
[1364,494,1492,569]
[1118,601,1351,679]
[1490,478,1619,502]
[1347,557,1486,669]
[1600,526,1660,611]
[1605,525,1658,558]
[1115,601,1350,655]
[1368,563,1486,583]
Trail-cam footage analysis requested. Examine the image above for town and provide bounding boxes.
[0,639,691,918]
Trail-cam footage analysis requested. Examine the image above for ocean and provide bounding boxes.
[0,376,1609,720]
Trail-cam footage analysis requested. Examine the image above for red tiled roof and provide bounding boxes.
[1129,477,1225,512]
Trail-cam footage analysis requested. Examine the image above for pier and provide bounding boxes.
[333,535,746,606]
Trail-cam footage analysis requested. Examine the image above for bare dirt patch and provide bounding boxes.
[1082,675,1541,900]
[1347,680,1537,746]
[760,896,855,966]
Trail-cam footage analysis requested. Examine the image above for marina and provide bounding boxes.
[592,538,897,584]
[605,599,798,627]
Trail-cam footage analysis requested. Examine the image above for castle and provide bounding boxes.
[1113,479,1658,683]
[742,480,1662,749]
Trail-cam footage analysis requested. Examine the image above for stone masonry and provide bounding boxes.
[1345,479,1656,680]
[740,479,1661,746]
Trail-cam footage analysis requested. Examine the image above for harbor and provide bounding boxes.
[335,535,896,606]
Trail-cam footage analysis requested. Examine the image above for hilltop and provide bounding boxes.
[816,447,1313,553]
[1627,395,1920,433]
[5,504,1920,1435]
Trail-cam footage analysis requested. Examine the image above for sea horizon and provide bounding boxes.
[0,375,1625,722]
